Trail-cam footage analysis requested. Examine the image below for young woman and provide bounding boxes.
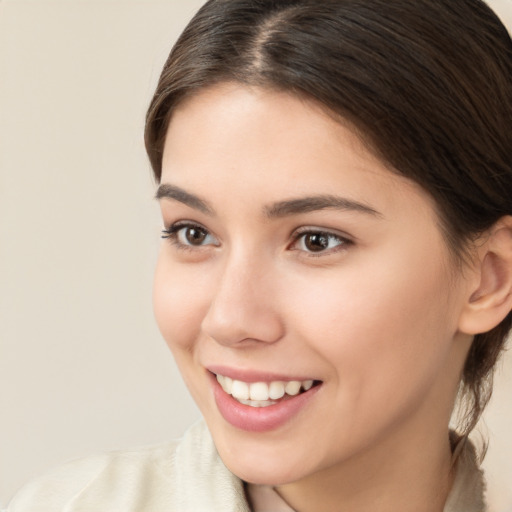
[7,0,512,511]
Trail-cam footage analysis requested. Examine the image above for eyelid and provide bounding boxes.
[293,224,353,237]
[162,219,204,235]
[292,225,354,242]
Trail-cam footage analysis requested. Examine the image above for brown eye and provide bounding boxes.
[183,226,208,245]
[162,223,219,248]
[304,233,330,252]
[293,230,349,254]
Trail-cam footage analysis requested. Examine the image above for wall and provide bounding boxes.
[1,0,511,509]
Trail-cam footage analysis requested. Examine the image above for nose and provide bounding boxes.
[201,252,285,347]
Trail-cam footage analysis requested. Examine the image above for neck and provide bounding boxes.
[276,424,455,512]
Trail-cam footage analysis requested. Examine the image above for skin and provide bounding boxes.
[154,83,479,512]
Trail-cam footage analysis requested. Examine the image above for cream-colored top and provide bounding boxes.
[6,421,486,512]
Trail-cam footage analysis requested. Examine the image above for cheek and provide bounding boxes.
[280,253,461,447]
[284,244,458,391]
[153,252,210,352]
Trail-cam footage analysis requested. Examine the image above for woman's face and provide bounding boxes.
[154,83,473,485]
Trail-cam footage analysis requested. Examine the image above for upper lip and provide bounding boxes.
[206,365,318,383]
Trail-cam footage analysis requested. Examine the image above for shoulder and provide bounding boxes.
[6,421,249,512]
[6,439,180,512]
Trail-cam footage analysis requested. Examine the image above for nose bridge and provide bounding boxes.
[201,245,284,346]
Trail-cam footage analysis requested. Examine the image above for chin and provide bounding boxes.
[207,424,319,486]
[222,453,305,486]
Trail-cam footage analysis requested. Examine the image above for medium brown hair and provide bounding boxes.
[145,0,512,438]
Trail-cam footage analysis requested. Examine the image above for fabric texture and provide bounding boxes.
[6,421,486,512]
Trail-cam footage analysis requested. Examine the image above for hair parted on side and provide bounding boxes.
[145,0,512,440]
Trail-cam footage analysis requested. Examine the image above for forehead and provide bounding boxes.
[162,83,436,220]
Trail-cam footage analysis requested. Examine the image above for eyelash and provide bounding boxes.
[161,222,217,251]
[161,222,353,256]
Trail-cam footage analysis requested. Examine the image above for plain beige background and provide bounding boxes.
[1,0,511,509]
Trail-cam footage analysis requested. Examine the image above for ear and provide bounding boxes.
[458,216,512,335]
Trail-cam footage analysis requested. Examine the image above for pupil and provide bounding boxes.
[186,227,206,245]
[305,233,328,252]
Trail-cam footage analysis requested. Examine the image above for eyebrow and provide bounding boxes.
[265,195,382,218]
[155,184,214,215]
[156,184,382,219]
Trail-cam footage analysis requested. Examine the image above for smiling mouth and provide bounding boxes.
[214,373,321,408]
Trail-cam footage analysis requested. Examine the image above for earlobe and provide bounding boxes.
[458,216,512,335]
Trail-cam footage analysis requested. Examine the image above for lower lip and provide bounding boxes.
[209,373,321,432]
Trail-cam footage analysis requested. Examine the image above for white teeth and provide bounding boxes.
[224,376,233,394]
[268,381,285,400]
[238,398,277,408]
[216,374,316,402]
[285,381,301,396]
[249,382,269,401]
[302,380,314,391]
[231,380,250,400]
